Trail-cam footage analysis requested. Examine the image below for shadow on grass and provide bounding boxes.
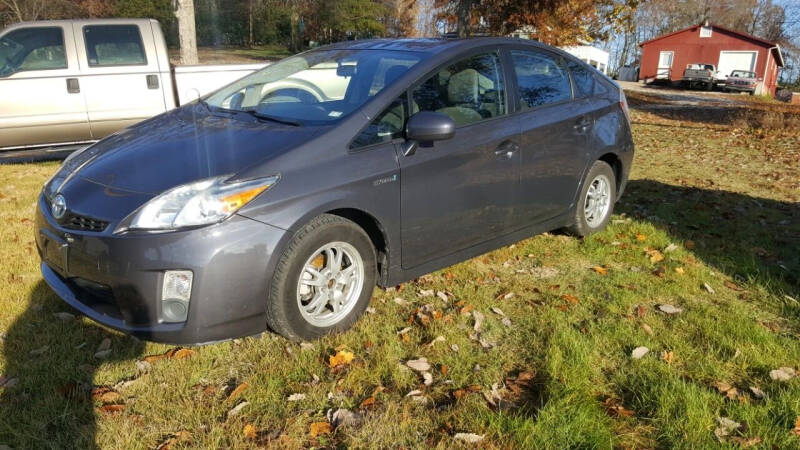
[0,281,145,449]
[619,179,799,312]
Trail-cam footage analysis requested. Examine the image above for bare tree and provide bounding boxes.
[0,0,47,22]
[174,0,199,65]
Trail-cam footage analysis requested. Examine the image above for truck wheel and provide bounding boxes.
[266,214,377,341]
[567,161,616,237]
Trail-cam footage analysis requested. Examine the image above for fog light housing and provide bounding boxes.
[161,270,192,323]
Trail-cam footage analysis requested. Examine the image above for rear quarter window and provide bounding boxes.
[567,60,595,98]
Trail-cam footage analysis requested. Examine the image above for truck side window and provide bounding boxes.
[83,25,146,67]
[350,95,407,149]
[0,27,67,76]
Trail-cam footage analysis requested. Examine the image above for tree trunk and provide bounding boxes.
[175,0,199,65]
[248,0,254,47]
[456,0,473,38]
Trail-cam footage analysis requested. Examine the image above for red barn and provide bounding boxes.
[639,23,785,96]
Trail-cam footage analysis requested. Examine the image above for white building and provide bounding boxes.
[560,45,610,74]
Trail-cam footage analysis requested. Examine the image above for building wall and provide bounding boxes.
[639,25,778,95]
[561,45,609,74]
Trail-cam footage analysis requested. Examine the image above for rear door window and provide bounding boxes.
[510,50,572,109]
[83,25,146,67]
[0,27,67,76]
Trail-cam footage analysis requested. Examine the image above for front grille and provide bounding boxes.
[64,214,109,232]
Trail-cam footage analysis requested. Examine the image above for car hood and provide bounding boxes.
[72,105,323,194]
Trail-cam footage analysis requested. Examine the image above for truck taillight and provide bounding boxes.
[620,89,631,125]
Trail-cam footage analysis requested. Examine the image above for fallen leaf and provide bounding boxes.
[436,291,449,302]
[635,304,648,317]
[792,417,800,437]
[664,243,678,252]
[393,297,408,306]
[712,381,739,400]
[98,404,125,415]
[472,310,485,332]
[406,358,430,372]
[769,367,795,381]
[96,338,111,352]
[418,289,434,297]
[749,386,766,399]
[636,233,646,241]
[661,351,674,365]
[329,350,355,368]
[327,408,362,429]
[227,401,249,418]
[714,417,741,440]
[730,436,762,447]
[603,397,635,417]
[684,240,695,250]
[631,346,649,359]
[360,396,376,408]
[674,267,685,274]
[441,365,448,376]
[642,323,654,335]
[723,280,742,291]
[287,393,306,402]
[243,424,257,440]
[405,389,423,397]
[460,304,474,315]
[453,433,484,443]
[155,430,192,450]
[422,371,433,386]
[561,294,579,305]
[94,350,112,360]
[592,266,608,275]
[703,283,716,294]
[227,382,249,401]
[490,307,505,317]
[645,249,664,263]
[658,304,683,314]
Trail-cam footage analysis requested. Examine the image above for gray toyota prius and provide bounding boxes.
[36,37,634,343]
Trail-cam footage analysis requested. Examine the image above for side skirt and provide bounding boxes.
[381,210,572,287]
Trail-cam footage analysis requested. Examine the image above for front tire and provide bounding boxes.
[266,214,376,341]
[567,161,616,237]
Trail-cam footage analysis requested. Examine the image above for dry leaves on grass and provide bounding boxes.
[309,421,332,438]
[592,266,608,275]
[645,249,664,263]
[769,367,795,382]
[227,382,249,402]
[328,350,354,368]
[142,347,196,364]
[712,381,741,401]
[792,417,800,437]
[155,430,192,450]
[603,397,634,418]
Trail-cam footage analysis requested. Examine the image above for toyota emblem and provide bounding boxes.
[51,194,67,220]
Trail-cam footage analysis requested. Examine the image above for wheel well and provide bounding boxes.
[326,208,389,281]
[598,153,622,192]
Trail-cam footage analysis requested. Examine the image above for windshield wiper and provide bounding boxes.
[241,109,301,127]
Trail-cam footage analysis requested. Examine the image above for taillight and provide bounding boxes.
[619,89,631,125]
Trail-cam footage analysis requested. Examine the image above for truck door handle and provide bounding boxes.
[146,74,159,90]
[494,141,519,160]
[66,78,80,94]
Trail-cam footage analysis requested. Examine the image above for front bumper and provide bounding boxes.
[35,194,288,344]
[725,84,755,92]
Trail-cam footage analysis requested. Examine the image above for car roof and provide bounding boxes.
[315,37,559,55]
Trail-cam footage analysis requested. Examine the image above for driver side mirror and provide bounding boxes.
[402,111,455,156]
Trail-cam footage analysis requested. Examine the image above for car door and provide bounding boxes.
[509,48,590,224]
[72,21,168,139]
[399,50,520,269]
[0,24,91,149]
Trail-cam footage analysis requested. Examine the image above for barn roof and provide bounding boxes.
[639,23,784,66]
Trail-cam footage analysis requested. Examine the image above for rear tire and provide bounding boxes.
[266,214,376,341]
[566,161,616,237]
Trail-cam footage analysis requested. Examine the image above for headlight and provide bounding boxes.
[124,175,278,231]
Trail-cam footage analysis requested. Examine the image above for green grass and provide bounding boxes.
[1,94,799,449]
[168,45,292,64]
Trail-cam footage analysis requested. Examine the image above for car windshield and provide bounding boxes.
[204,48,422,125]
[730,70,756,78]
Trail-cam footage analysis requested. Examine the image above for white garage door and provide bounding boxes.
[718,51,757,78]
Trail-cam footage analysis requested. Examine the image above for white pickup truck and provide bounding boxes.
[0,18,268,157]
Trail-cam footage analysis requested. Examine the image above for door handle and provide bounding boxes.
[574,116,592,133]
[146,74,159,89]
[494,141,519,160]
[66,78,80,94]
